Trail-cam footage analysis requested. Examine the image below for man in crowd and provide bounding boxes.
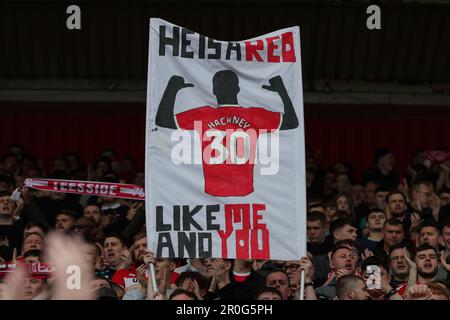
[307,211,332,256]
[335,275,369,300]
[359,208,386,252]
[315,245,358,300]
[373,218,406,261]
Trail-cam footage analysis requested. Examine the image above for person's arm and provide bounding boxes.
[21,193,51,230]
[155,75,194,129]
[404,249,418,295]
[121,206,146,246]
[262,76,298,130]
[300,256,317,300]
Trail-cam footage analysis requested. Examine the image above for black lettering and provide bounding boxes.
[159,26,179,56]
[206,205,220,230]
[173,205,181,231]
[198,233,212,258]
[157,233,175,257]
[183,205,203,231]
[199,34,206,59]
[156,206,171,231]
[207,38,221,59]
[181,28,194,58]
[178,232,196,258]
[226,42,241,60]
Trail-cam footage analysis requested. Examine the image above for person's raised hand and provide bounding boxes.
[407,284,431,300]
[46,233,95,300]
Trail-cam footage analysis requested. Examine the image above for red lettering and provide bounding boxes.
[266,36,280,63]
[252,204,267,229]
[217,205,234,258]
[245,40,264,62]
[235,229,250,259]
[251,204,269,258]
[281,32,296,62]
[251,229,270,259]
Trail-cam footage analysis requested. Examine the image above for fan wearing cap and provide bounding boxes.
[362,148,399,190]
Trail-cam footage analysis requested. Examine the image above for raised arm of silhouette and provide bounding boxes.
[155,75,194,129]
[262,76,299,130]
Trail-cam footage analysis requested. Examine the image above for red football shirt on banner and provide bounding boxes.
[175,105,281,197]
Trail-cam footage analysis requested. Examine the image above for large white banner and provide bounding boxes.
[145,18,306,260]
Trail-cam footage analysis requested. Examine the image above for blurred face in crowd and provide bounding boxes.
[336,174,352,193]
[384,224,404,248]
[415,249,438,280]
[22,234,45,255]
[367,211,386,231]
[24,226,46,239]
[325,205,336,224]
[103,237,125,268]
[0,181,9,192]
[24,255,40,264]
[364,182,378,208]
[352,185,364,206]
[55,213,75,233]
[133,236,148,265]
[324,172,336,190]
[387,193,406,216]
[330,248,357,275]
[266,271,290,300]
[53,158,68,172]
[23,278,46,300]
[81,243,97,267]
[418,226,441,249]
[439,191,450,206]
[336,196,350,213]
[96,161,109,179]
[154,258,175,282]
[72,217,95,239]
[83,205,102,225]
[377,153,395,172]
[89,278,110,291]
[334,224,358,242]
[442,225,450,250]
[389,248,410,280]
[375,191,389,210]
[3,155,17,172]
[65,154,79,171]
[307,219,326,244]
[257,291,282,300]
[0,195,15,217]
[284,261,301,289]
[413,183,433,210]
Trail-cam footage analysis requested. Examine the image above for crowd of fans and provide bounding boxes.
[0,143,449,300]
